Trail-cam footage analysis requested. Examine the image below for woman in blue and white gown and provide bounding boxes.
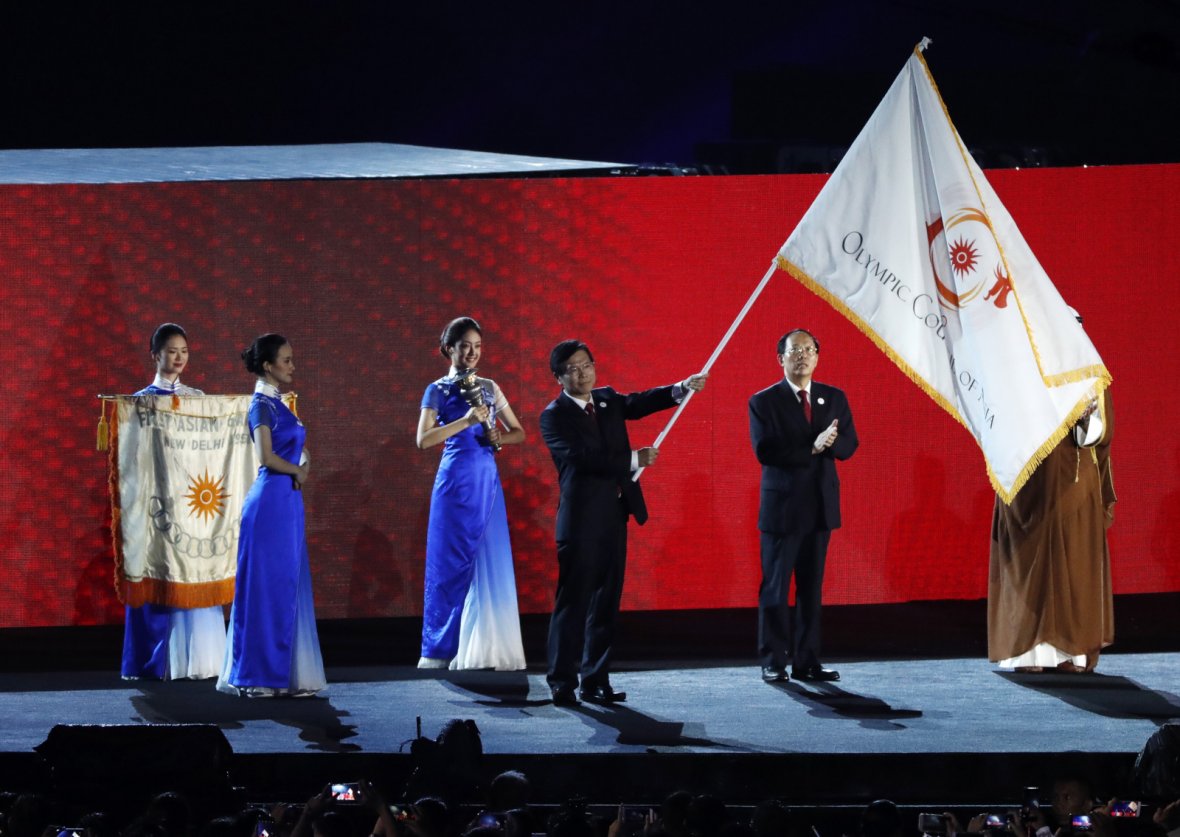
[416,317,527,671]
[217,333,326,697]
[122,322,227,680]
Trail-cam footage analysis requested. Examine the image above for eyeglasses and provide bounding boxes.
[784,346,818,357]
[562,360,596,375]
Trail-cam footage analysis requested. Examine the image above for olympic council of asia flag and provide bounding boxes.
[106,394,259,608]
[777,43,1110,502]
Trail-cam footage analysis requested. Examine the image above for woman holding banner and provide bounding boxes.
[217,333,326,697]
[415,316,527,671]
[122,322,227,681]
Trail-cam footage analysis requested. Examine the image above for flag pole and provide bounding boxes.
[633,259,779,482]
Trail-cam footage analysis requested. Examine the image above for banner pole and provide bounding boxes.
[633,260,780,482]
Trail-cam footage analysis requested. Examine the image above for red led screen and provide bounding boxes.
[0,165,1175,628]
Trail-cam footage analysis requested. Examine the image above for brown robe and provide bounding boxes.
[988,390,1116,668]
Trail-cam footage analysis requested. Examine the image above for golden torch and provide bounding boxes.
[456,369,500,452]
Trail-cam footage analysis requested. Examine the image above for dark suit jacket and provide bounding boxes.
[748,380,858,534]
[540,385,678,541]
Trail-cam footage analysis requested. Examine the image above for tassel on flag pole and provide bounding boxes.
[96,398,110,452]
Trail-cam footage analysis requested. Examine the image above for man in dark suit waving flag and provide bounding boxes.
[540,339,706,706]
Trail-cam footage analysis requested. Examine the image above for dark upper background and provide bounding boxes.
[1,1,1176,174]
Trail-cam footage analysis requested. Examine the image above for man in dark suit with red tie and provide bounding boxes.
[540,339,707,706]
[748,328,858,683]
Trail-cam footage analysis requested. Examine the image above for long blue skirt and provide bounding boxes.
[217,469,325,694]
[422,453,524,671]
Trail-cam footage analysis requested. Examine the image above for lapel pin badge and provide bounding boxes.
[817,397,825,405]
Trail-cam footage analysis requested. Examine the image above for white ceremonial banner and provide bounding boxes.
[110,395,257,607]
[777,44,1110,502]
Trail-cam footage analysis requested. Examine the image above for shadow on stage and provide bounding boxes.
[767,680,924,729]
[997,670,1180,722]
[129,680,361,752]
[552,702,739,750]
[438,672,743,751]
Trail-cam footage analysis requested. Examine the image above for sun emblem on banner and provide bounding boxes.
[948,236,979,277]
[927,206,1006,311]
[185,470,229,522]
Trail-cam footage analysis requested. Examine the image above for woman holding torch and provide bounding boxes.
[415,316,526,670]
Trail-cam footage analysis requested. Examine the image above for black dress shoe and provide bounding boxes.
[761,666,789,683]
[551,688,580,706]
[793,665,840,682]
[579,685,626,704]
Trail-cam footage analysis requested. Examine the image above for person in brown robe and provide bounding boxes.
[988,388,1116,672]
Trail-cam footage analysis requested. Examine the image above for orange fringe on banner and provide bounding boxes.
[122,577,236,609]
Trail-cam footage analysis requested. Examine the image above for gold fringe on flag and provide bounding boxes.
[107,401,126,603]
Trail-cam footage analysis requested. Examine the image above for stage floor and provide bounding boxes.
[2,652,1176,758]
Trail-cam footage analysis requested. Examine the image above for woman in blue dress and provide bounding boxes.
[416,317,527,670]
[123,322,227,680]
[217,333,326,697]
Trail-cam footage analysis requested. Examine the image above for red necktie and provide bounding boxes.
[799,389,812,424]
[584,402,595,419]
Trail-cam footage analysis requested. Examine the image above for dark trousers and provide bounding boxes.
[758,529,831,670]
[546,504,628,694]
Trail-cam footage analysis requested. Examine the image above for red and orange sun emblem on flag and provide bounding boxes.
[927,207,1011,311]
[185,470,230,522]
[949,236,979,277]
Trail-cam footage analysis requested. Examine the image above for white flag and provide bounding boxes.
[110,395,260,607]
[777,45,1109,501]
